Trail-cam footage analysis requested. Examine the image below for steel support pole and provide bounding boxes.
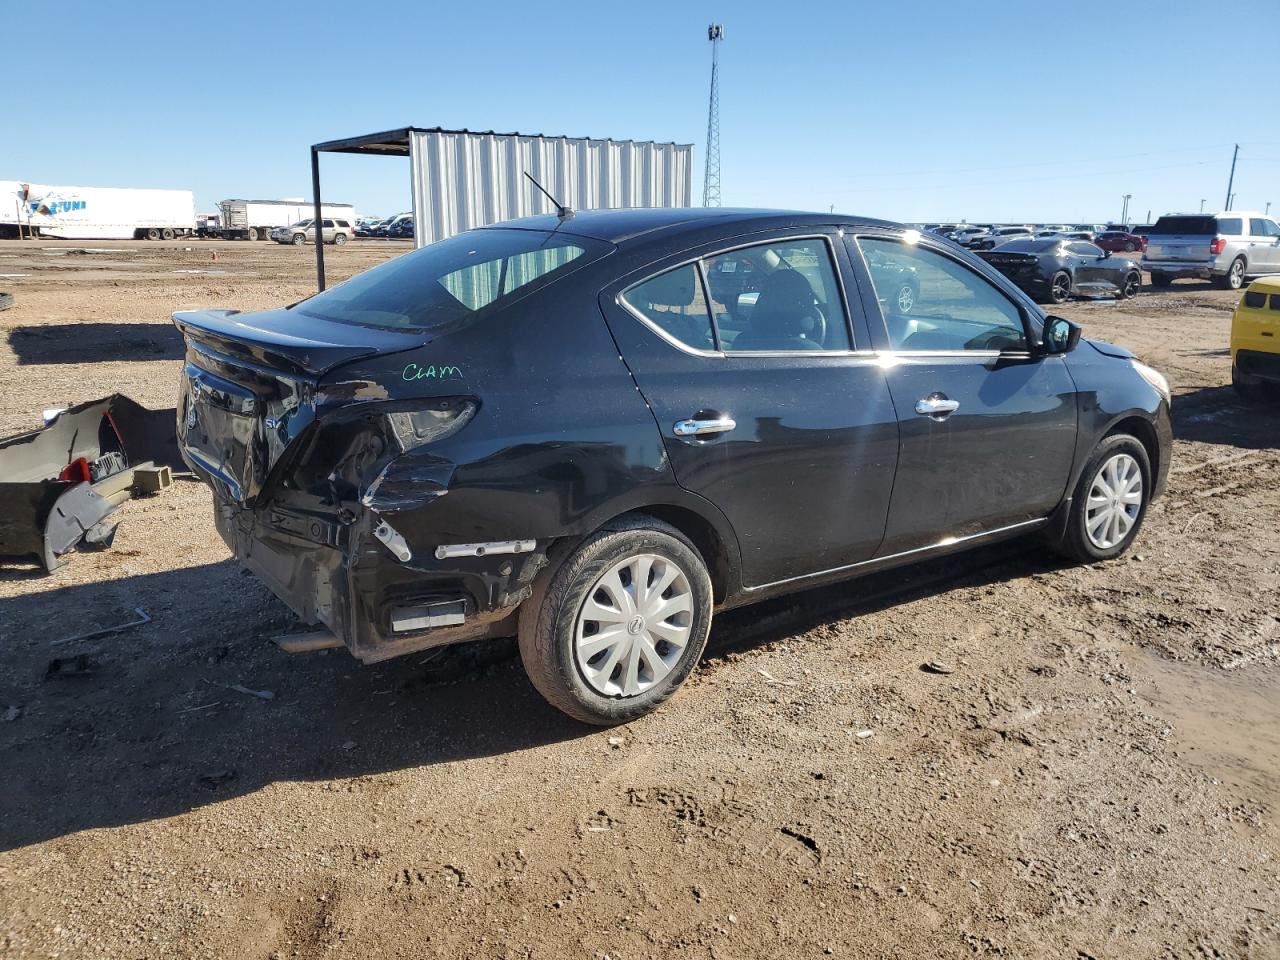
[311,147,326,291]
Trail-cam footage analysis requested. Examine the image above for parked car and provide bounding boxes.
[1231,276,1280,399]
[388,216,415,240]
[951,226,990,246]
[972,226,1034,251]
[271,218,354,246]
[1143,212,1280,290]
[354,217,383,238]
[979,238,1143,304]
[172,209,1171,725]
[1095,229,1147,254]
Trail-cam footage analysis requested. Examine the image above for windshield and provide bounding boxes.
[295,228,604,330]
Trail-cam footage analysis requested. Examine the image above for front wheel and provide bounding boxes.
[1119,271,1141,299]
[1049,270,1072,304]
[518,517,713,725]
[291,233,306,246]
[1233,362,1271,401]
[1051,434,1151,563]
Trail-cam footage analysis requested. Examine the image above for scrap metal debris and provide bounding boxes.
[0,395,184,572]
[51,607,151,646]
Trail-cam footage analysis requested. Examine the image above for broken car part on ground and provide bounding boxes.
[0,394,183,572]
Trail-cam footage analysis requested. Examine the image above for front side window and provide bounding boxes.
[704,238,851,352]
[856,237,1028,353]
[1067,242,1105,257]
[297,227,596,329]
[1249,218,1280,237]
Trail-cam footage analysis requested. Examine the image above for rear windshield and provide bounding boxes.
[1147,215,1216,235]
[295,228,604,330]
[997,240,1058,253]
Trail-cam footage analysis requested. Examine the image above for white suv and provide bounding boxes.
[271,218,354,246]
[1143,212,1280,289]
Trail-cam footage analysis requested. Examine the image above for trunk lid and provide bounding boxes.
[1143,215,1217,263]
[173,308,424,505]
[978,251,1039,280]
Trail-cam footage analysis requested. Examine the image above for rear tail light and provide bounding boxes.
[1209,237,1226,255]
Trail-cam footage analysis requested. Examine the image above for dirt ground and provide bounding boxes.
[1,238,1279,960]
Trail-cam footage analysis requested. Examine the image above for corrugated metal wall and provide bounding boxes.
[407,131,693,246]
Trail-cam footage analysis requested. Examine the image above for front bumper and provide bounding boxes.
[1234,349,1280,385]
[213,496,548,663]
[1142,259,1219,279]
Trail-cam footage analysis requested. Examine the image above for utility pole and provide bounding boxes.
[702,24,724,208]
[1225,143,1239,211]
[1199,199,1206,213]
[1121,194,1131,225]
[1266,201,1272,216]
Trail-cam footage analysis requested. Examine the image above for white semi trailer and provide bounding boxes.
[0,180,196,239]
[206,199,358,240]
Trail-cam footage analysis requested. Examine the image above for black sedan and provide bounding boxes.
[979,238,1142,304]
[173,210,1171,725]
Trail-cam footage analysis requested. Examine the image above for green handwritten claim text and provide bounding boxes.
[402,363,463,382]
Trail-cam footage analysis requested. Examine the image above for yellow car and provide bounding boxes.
[1231,276,1280,399]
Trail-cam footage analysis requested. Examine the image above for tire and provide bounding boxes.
[146,228,161,241]
[333,232,347,246]
[291,233,306,246]
[1049,270,1072,305]
[1217,256,1246,291]
[1151,272,1173,288]
[160,228,175,241]
[1119,271,1141,299]
[1124,241,1136,252]
[1232,362,1271,401]
[1051,433,1152,563]
[246,227,258,241]
[0,292,13,312]
[518,517,713,725]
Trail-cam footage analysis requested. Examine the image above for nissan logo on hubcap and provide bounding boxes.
[626,615,645,636]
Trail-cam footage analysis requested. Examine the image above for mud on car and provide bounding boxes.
[174,210,1172,725]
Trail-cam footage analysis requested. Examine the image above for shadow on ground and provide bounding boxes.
[1173,385,1280,448]
[0,539,1062,852]
[8,322,184,364]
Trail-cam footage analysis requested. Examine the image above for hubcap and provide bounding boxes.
[1052,275,1070,301]
[574,553,693,697]
[1085,453,1143,549]
[1231,261,1244,287]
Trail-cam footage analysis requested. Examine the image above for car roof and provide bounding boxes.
[479,207,898,245]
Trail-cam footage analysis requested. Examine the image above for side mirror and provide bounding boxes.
[1042,315,1082,355]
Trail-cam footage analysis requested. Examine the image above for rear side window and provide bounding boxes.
[857,237,1028,353]
[297,227,597,329]
[1067,242,1102,257]
[1217,218,1243,235]
[1244,290,1266,308]
[621,265,715,350]
[622,237,852,353]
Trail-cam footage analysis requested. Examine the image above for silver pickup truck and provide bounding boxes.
[1143,212,1280,289]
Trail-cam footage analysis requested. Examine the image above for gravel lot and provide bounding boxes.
[1,238,1279,959]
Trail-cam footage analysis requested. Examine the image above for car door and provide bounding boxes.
[1066,241,1111,293]
[1249,218,1280,270]
[845,233,1078,555]
[600,232,901,588]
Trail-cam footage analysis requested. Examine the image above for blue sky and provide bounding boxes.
[9,0,1279,223]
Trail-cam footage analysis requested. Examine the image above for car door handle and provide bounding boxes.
[915,394,960,419]
[673,416,737,437]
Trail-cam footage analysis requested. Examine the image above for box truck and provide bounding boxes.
[204,199,359,240]
[0,181,196,240]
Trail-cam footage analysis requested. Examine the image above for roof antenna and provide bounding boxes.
[524,171,573,221]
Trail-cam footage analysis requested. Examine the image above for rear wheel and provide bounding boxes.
[333,232,347,246]
[146,228,161,241]
[1119,271,1141,299]
[1124,241,1136,252]
[160,228,174,241]
[518,517,713,725]
[1051,433,1151,563]
[1217,256,1246,290]
[1049,270,1072,304]
[1151,272,1173,288]
[246,227,258,241]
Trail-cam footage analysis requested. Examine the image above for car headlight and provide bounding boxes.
[1131,359,1170,403]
